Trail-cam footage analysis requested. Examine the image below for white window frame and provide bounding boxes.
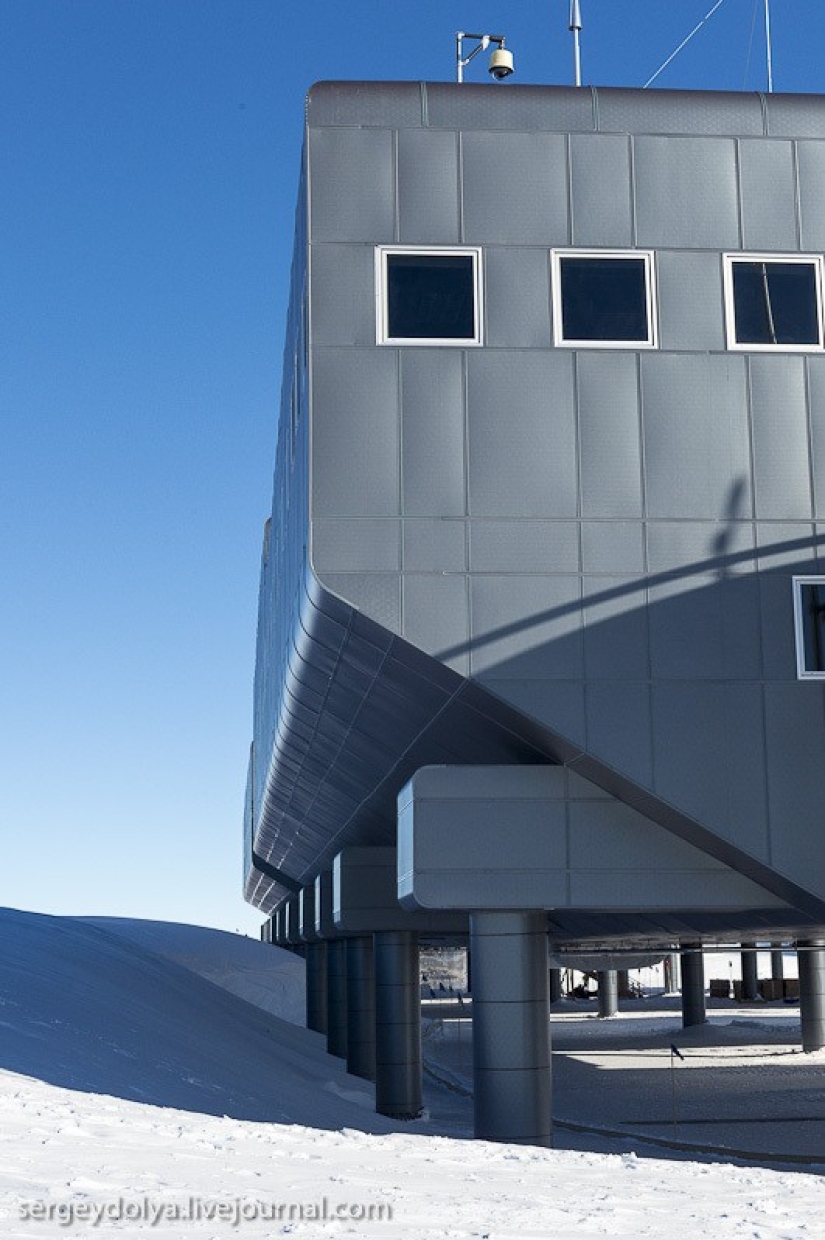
[375,246,483,346]
[793,575,825,680]
[551,248,658,350]
[723,253,825,352]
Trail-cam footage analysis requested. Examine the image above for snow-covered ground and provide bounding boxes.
[1,907,824,1238]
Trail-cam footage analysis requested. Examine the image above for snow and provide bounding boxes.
[2,907,825,1238]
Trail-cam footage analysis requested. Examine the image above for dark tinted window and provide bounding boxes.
[731,261,820,345]
[386,253,476,340]
[799,581,825,674]
[559,256,650,342]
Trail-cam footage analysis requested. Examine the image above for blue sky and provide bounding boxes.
[0,1,822,935]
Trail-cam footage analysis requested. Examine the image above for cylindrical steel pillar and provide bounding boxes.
[597,970,618,1018]
[374,930,422,1119]
[664,952,680,994]
[798,940,825,1053]
[548,968,562,1004]
[771,947,785,982]
[326,938,348,1059]
[305,940,328,1035]
[345,935,375,1080]
[470,911,551,1146]
[680,943,706,1027]
[741,942,759,1001]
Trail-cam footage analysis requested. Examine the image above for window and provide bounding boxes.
[724,255,824,350]
[794,577,825,679]
[552,249,657,348]
[376,247,482,345]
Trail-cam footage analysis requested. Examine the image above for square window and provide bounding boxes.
[552,250,657,348]
[724,256,824,350]
[793,577,825,679]
[376,248,482,345]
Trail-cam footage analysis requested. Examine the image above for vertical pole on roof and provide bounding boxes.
[764,0,773,93]
[569,1,582,87]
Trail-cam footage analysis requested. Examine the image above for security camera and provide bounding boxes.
[488,47,514,80]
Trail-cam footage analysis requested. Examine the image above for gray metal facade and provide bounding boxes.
[245,81,825,941]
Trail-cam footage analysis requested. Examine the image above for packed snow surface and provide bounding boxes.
[1,906,824,1238]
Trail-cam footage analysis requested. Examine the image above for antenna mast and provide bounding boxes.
[569,0,582,87]
[764,0,773,92]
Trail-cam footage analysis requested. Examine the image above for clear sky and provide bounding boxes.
[1,1,823,936]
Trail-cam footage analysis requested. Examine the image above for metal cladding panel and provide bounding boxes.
[570,134,632,247]
[750,356,812,520]
[469,574,583,679]
[646,520,755,576]
[483,247,552,348]
[766,94,825,139]
[402,574,470,676]
[576,352,642,519]
[469,520,579,574]
[400,350,465,517]
[467,350,576,517]
[307,127,394,242]
[596,88,765,136]
[306,81,424,128]
[584,682,653,787]
[581,522,644,575]
[634,136,740,249]
[402,519,467,572]
[765,684,825,875]
[424,82,596,133]
[797,142,825,251]
[648,575,761,680]
[312,348,399,516]
[481,679,586,748]
[309,245,376,347]
[312,520,400,573]
[582,577,650,681]
[656,250,726,353]
[320,574,401,635]
[738,139,798,250]
[641,354,751,519]
[398,764,783,913]
[461,131,568,246]
[397,128,460,244]
[808,359,825,518]
[650,682,769,856]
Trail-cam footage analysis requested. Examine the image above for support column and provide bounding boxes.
[326,938,348,1059]
[798,940,825,1053]
[597,969,618,1018]
[374,930,422,1119]
[345,935,375,1080]
[680,943,706,1027]
[741,942,759,1001]
[470,911,551,1146]
[305,940,328,1035]
[548,968,562,1004]
[771,946,785,982]
[664,952,680,995]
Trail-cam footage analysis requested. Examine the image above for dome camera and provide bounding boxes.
[488,47,514,80]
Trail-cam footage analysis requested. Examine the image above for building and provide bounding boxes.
[244,80,825,1144]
